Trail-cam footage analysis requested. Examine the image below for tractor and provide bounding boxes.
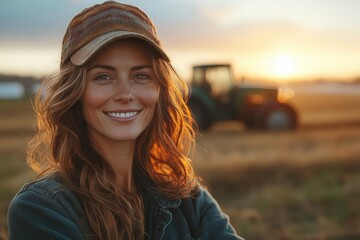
[188,64,298,130]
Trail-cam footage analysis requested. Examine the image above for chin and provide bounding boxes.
[109,130,143,142]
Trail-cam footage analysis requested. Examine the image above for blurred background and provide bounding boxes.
[1,0,360,239]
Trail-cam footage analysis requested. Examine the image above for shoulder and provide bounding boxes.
[9,175,79,211]
[17,175,71,198]
[8,175,81,219]
[7,175,91,239]
[185,186,244,239]
[8,175,83,218]
[194,185,215,201]
[191,185,220,212]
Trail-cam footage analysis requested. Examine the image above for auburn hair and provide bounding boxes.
[27,53,198,239]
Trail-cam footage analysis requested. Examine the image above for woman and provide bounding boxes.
[7,1,243,239]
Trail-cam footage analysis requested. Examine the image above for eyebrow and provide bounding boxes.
[132,65,153,71]
[87,64,153,71]
[87,64,115,71]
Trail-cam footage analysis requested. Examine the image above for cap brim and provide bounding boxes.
[70,30,169,66]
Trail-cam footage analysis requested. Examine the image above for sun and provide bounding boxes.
[272,54,296,79]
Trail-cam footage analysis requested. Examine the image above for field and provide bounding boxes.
[1,84,360,239]
[194,126,360,239]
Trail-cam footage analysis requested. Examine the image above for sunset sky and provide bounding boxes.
[1,0,360,82]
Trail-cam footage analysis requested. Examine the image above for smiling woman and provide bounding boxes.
[7,1,243,240]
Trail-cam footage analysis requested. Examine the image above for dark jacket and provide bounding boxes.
[8,176,243,240]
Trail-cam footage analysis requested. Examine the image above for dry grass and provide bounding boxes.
[193,125,360,239]
[290,89,360,126]
[0,100,35,237]
[195,126,360,166]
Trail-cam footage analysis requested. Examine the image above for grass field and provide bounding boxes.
[1,86,360,239]
[194,126,360,239]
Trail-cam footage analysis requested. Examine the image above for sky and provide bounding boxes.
[1,0,360,82]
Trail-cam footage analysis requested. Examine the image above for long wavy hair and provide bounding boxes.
[27,52,198,239]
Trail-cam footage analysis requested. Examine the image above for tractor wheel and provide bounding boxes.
[255,103,297,130]
[188,100,212,130]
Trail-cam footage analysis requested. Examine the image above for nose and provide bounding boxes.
[113,80,134,102]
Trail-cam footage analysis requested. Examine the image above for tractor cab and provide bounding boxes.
[192,64,233,104]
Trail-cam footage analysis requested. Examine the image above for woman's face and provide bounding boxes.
[81,39,160,145]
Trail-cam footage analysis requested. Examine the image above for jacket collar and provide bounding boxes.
[149,192,181,209]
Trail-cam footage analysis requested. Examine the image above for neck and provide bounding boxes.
[94,139,137,192]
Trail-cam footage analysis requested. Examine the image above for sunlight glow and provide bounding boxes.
[278,87,295,103]
[272,54,296,79]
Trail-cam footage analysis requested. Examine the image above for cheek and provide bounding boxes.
[81,86,110,126]
[81,93,97,125]
[81,85,109,109]
[137,84,160,107]
[147,86,160,107]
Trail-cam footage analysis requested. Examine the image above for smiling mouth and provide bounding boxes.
[106,111,139,119]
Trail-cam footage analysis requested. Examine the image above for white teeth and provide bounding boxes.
[107,111,138,119]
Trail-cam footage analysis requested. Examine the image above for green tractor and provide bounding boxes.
[188,64,298,130]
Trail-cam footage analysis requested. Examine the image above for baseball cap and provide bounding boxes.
[61,1,169,66]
